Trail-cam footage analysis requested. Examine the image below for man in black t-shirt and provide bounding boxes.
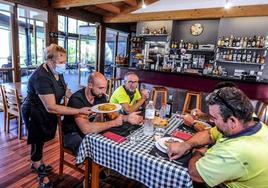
[63,72,143,155]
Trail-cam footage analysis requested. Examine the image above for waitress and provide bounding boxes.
[21,44,91,187]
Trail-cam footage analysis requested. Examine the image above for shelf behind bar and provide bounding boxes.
[216,59,264,66]
[217,46,267,50]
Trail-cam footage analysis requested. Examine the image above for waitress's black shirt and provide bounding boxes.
[22,64,66,144]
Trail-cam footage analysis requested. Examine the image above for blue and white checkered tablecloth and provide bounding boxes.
[76,115,193,188]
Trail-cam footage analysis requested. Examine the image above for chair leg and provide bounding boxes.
[18,116,22,140]
[59,151,64,179]
[4,111,7,132]
[84,158,90,188]
[6,113,10,133]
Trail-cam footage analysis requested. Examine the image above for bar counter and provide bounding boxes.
[116,67,268,101]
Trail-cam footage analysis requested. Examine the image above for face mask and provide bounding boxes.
[55,63,66,74]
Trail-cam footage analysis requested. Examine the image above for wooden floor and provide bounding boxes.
[0,112,147,188]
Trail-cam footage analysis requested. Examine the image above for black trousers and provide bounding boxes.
[21,101,44,162]
[31,142,44,162]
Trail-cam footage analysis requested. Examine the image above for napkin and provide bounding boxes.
[172,130,193,141]
[102,131,126,143]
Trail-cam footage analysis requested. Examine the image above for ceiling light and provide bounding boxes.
[224,0,232,9]
[142,0,147,9]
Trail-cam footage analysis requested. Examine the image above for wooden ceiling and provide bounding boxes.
[51,0,158,19]
[50,0,268,23]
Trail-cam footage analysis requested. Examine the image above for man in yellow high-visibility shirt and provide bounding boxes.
[168,87,268,188]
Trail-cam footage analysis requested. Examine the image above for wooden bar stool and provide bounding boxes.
[151,86,168,106]
[182,91,202,114]
[107,78,122,99]
[257,101,268,125]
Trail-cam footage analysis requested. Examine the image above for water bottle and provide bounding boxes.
[143,101,155,136]
[159,105,166,119]
[145,101,155,120]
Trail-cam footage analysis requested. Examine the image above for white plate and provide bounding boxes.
[91,103,122,113]
[155,137,184,153]
[193,120,212,129]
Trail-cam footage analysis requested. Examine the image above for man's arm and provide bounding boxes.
[74,114,123,135]
[168,129,214,160]
[121,98,146,114]
[188,150,206,182]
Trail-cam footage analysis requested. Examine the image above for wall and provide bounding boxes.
[171,19,219,44]
[136,20,173,36]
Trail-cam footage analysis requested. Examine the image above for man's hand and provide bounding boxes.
[141,89,150,99]
[183,114,195,126]
[78,107,92,115]
[167,141,192,160]
[111,115,123,127]
[127,111,143,125]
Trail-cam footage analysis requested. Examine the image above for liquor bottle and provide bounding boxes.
[251,35,256,47]
[194,41,199,49]
[221,37,225,46]
[256,54,261,64]
[256,36,261,48]
[184,42,188,49]
[217,37,222,46]
[224,37,229,47]
[260,36,265,48]
[251,51,256,63]
[243,37,248,48]
[260,55,265,64]
[226,50,230,60]
[246,51,252,62]
[179,39,184,49]
[223,51,227,60]
[265,36,268,48]
[239,37,243,48]
[232,37,237,47]
[233,50,237,61]
[247,37,252,47]
[236,37,241,47]
[242,50,247,62]
[229,35,234,47]
[237,50,242,62]
[228,50,233,61]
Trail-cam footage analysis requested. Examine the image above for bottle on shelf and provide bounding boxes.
[243,37,248,48]
[256,54,261,64]
[251,35,256,47]
[246,51,252,62]
[241,50,247,62]
[236,50,242,62]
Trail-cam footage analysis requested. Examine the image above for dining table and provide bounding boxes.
[76,115,193,188]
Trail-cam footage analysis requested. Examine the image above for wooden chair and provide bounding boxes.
[57,115,90,188]
[256,101,268,125]
[151,86,168,107]
[182,91,202,114]
[106,78,122,99]
[2,85,22,139]
[0,85,7,132]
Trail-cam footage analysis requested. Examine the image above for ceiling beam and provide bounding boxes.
[104,4,268,23]
[52,0,123,8]
[95,3,121,14]
[123,0,137,7]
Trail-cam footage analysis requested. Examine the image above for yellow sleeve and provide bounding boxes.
[210,126,222,142]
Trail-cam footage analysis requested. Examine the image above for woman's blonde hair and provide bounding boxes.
[44,43,66,60]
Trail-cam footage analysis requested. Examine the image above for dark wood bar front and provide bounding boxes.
[116,67,268,102]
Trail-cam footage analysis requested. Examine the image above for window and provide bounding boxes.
[58,15,97,86]
[17,5,47,81]
[0,1,13,83]
[104,29,129,78]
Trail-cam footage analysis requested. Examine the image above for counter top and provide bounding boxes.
[123,67,268,84]
[116,67,268,101]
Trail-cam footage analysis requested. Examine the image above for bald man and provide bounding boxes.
[62,72,143,155]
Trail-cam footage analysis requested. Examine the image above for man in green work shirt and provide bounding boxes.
[168,87,268,188]
[110,72,149,114]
